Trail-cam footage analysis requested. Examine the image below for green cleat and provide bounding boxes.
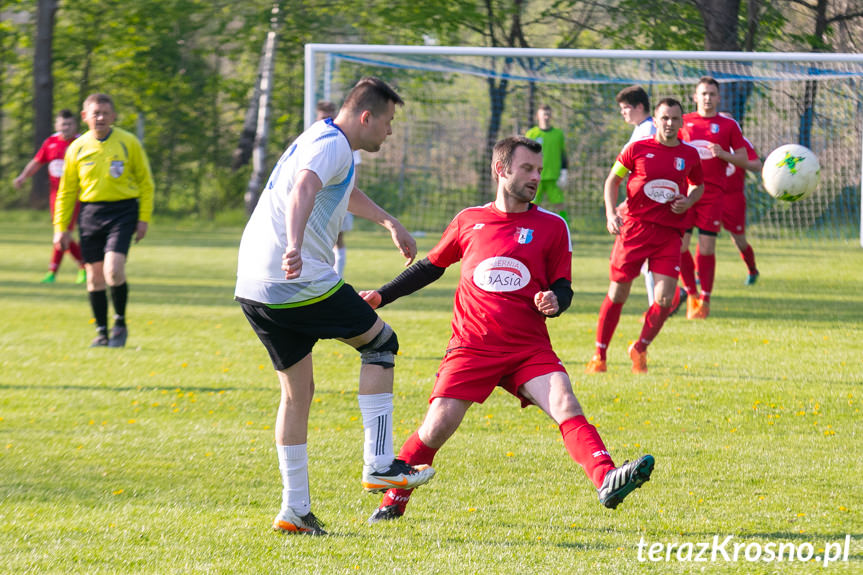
[75,268,87,284]
[744,271,759,286]
[40,271,56,284]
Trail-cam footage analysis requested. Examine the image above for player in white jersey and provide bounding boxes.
[315,100,357,277]
[235,78,435,535]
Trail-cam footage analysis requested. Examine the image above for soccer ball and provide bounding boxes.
[761,144,820,202]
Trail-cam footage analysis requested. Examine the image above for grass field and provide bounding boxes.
[1,212,862,574]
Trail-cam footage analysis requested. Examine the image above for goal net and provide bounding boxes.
[305,45,863,244]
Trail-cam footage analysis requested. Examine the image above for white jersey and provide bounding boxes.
[236,118,355,304]
[627,117,656,147]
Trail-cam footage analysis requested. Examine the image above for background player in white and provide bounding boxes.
[236,78,434,535]
[361,136,654,524]
[616,85,659,307]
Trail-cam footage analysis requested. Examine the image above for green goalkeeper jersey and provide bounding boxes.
[525,126,566,181]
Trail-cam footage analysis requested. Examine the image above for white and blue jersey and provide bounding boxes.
[626,117,656,148]
[236,118,355,305]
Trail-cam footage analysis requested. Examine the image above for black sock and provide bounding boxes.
[110,283,128,322]
[88,290,109,331]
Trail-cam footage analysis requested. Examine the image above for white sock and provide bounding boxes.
[277,443,310,516]
[357,393,394,471]
[333,246,347,277]
[643,270,655,306]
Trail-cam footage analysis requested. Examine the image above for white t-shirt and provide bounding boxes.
[236,119,355,304]
[627,117,656,146]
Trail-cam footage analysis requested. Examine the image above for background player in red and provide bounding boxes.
[678,77,749,319]
[719,112,763,285]
[361,136,654,524]
[14,109,85,284]
[586,98,703,374]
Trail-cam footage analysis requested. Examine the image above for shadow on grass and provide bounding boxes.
[0,382,272,394]
[0,279,236,307]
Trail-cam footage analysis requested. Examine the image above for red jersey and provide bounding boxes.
[34,132,78,194]
[725,136,758,194]
[617,137,703,230]
[679,113,745,194]
[427,202,572,352]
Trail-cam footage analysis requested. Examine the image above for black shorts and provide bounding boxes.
[78,199,139,263]
[239,282,379,371]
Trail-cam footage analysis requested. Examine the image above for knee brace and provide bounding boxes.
[357,323,399,368]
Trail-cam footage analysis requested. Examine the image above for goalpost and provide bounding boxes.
[305,44,863,245]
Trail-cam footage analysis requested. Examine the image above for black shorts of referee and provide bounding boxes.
[78,198,139,264]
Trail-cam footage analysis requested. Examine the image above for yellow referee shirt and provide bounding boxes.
[53,127,155,232]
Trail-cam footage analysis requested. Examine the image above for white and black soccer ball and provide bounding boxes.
[761,144,820,202]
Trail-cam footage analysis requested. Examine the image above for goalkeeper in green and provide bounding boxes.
[525,104,569,223]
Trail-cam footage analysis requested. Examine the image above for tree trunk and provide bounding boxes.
[30,0,58,209]
[244,3,280,215]
[695,0,753,124]
[697,0,742,51]
[77,47,92,110]
[798,0,830,147]
[745,0,760,51]
[480,75,508,204]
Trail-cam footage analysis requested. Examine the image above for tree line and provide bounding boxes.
[1,0,860,217]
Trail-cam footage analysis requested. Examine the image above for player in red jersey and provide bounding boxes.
[678,77,749,318]
[719,113,763,285]
[586,98,704,375]
[14,109,85,284]
[361,136,654,524]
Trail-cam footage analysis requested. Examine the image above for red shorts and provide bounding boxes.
[431,345,566,408]
[686,186,723,233]
[721,191,746,234]
[609,219,683,283]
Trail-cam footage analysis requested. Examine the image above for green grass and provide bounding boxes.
[1,213,862,574]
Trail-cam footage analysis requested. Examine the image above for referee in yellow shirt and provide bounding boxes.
[53,93,154,347]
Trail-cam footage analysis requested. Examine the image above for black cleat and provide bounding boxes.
[90,334,109,347]
[272,509,327,535]
[668,286,687,317]
[598,454,654,509]
[367,504,404,525]
[108,325,128,348]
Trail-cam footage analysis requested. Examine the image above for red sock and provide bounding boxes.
[679,250,698,296]
[695,248,715,303]
[380,431,439,513]
[560,416,615,489]
[50,246,64,272]
[595,296,623,360]
[740,245,757,274]
[69,241,84,266]
[634,303,672,352]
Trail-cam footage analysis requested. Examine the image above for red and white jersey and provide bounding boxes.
[679,113,745,194]
[617,137,703,230]
[725,136,758,194]
[34,132,78,194]
[427,202,572,352]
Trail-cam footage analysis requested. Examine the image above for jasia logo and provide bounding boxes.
[473,256,531,293]
[688,139,714,160]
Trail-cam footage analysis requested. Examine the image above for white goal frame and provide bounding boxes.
[305,44,863,245]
